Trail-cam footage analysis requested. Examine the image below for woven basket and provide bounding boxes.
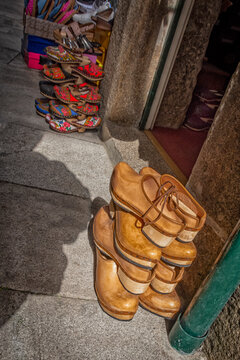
[24,15,63,41]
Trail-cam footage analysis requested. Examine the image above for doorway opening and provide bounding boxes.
[148,0,239,183]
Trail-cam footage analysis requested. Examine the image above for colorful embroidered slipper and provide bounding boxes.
[49,99,84,118]
[74,115,102,130]
[44,45,86,64]
[39,80,58,99]
[69,83,101,103]
[42,63,76,84]
[69,102,99,116]
[54,82,101,104]
[72,61,104,81]
[35,97,50,106]
[47,115,87,133]
[35,100,50,117]
[48,115,102,133]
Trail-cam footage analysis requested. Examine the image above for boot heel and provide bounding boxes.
[117,267,150,295]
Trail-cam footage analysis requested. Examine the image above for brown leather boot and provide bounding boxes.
[93,206,154,294]
[139,167,206,243]
[139,286,181,319]
[95,248,139,320]
[112,203,162,269]
[151,260,184,294]
[161,238,197,267]
[110,162,185,247]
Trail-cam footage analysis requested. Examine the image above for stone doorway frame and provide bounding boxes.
[140,0,195,130]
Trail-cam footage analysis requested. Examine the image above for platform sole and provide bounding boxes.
[139,300,177,319]
[94,241,151,295]
[114,235,156,270]
[96,294,135,321]
[161,255,192,267]
[151,276,177,295]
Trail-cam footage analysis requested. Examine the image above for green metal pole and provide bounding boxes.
[169,225,240,354]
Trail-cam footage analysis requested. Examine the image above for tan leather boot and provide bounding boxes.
[139,167,206,243]
[112,203,162,269]
[161,238,197,267]
[151,260,184,294]
[110,162,185,247]
[139,286,181,319]
[93,206,154,294]
[95,248,139,320]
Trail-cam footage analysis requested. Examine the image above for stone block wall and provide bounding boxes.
[179,63,240,359]
[204,286,240,360]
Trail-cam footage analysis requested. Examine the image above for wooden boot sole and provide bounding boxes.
[161,255,193,267]
[139,300,177,320]
[114,235,156,270]
[95,241,150,295]
[97,297,135,321]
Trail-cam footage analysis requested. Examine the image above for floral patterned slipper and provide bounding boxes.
[54,82,101,104]
[35,100,50,117]
[69,102,99,116]
[42,63,76,84]
[72,61,104,81]
[75,115,102,130]
[44,45,89,64]
[47,115,102,133]
[49,99,85,118]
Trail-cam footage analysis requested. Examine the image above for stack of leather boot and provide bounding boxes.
[34,21,104,134]
[93,162,206,321]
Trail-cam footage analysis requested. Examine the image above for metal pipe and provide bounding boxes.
[169,223,240,354]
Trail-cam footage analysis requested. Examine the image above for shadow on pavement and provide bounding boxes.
[0,123,92,327]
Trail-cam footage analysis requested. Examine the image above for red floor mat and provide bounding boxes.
[151,127,208,178]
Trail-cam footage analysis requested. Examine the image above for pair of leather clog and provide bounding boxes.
[93,162,206,321]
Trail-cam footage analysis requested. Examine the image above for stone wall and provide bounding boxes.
[101,0,222,128]
[100,0,179,126]
[179,63,240,358]
[155,0,222,128]
[204,286,240,360]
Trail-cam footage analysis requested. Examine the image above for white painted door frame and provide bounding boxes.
[144,0,195,130]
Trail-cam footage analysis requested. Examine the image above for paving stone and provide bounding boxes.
[0,182,100,299]
[0,46,19,64]
[0,289,206,360]
[101,120,175,175]
[0,123,112,199]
